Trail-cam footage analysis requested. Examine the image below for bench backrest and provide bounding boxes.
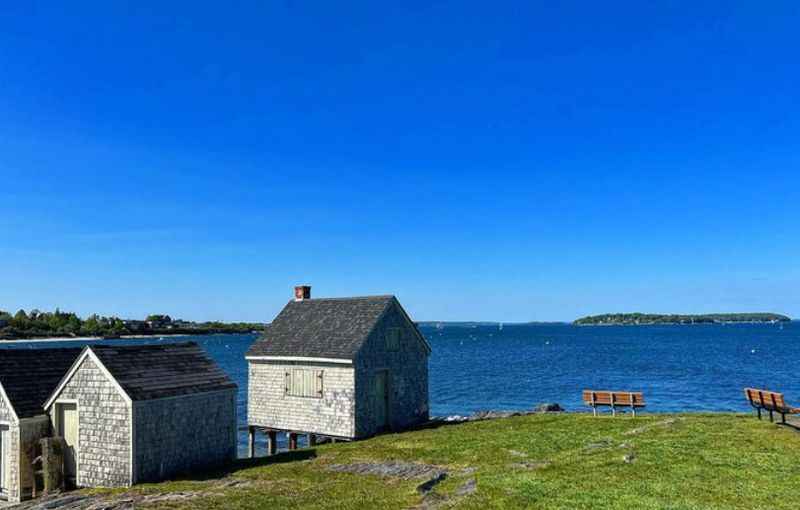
[744,388,786,410]
[583,390,645,407]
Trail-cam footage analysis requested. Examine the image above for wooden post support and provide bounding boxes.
[267,431,277,456]
[308,434,317,447]
[288,432,298,450]
[248,426,256,458]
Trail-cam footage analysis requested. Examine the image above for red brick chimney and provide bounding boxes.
[294,285,311,301]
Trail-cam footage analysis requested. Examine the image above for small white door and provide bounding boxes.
[56,404,78,484]
[0,425,9,498]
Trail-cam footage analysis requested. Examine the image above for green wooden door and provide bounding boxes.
[372,371,389,430]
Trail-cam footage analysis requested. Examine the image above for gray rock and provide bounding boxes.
[327,461,445,480]
[511,461,551,470]
[534,403,564,413]
[455,478,477,497]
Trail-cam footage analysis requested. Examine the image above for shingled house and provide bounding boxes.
[43,342,237,488]
[0,348,82,503]
[246,286,430,452]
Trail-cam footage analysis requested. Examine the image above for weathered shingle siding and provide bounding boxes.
[54,358,131,488]
[0,390,20,502]
[248,361,356,437]
[133,390,237,483]
[355,302,429,438]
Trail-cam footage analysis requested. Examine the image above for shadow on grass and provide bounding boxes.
[165,449,318,483]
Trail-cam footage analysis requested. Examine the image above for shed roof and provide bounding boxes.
[86,342,236,401]
[0,347,83,419]
[246,295,398,360]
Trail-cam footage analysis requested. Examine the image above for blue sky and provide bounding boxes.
[1,2,799,322]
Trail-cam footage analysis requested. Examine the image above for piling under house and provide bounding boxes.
[246,286,431,454]
[43,342,237,488]
[0,348,82,503]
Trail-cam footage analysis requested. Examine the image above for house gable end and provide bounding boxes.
[0,380,19,424]
[44,347,132,411]
[391,298,432,355]
[355,299,429,364]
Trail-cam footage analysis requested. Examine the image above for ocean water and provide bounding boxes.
[3,321,798,454]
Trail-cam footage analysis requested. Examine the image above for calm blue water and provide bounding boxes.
[3,322,799,454]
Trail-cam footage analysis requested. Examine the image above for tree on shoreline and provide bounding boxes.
[0,308,265,340]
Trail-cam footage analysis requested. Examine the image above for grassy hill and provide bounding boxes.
[73,413,800,509]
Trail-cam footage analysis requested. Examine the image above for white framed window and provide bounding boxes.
[386,328,401,351]
[285,369,323,398]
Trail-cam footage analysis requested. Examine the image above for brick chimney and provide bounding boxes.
[294,285,311,301]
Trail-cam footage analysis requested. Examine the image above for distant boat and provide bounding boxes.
[498,323,504,331]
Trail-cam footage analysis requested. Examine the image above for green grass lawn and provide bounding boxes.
[106,413,800,509]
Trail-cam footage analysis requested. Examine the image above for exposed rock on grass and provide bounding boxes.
[511,460,551,470]
[624,417,681,436]
[326,461,446,480]
[584,438,614,452]
[455,478,478,497]
[12,478,253,510]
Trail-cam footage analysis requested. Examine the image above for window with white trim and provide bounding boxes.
[285,369,323,398]
[386,327,401,351]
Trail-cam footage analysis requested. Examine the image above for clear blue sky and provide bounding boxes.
[1,2,799,322]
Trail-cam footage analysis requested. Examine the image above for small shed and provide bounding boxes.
[246,286,431,449]
[43,342,237,488]
[0,348,82,503]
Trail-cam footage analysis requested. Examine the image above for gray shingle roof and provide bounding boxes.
[90,342,237,401]
[0,347,83,418]
[246,296,395,359]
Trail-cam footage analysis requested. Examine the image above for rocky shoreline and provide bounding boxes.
[426,403,565,426]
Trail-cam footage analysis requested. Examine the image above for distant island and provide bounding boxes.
[0,308,265,340]
[574,313,792,326]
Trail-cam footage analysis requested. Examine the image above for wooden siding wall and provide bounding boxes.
[52,357,131,488]
[355,301,429,438]
[0,389,20,503]
[133,389,237,483]
[248,361,356,437]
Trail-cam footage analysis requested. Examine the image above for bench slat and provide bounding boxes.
[582,390,646,407]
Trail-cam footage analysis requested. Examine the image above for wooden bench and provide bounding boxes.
[583,390,645,417]
[744,388,800,424]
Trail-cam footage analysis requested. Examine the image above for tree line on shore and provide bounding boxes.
[0,308,265,340]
